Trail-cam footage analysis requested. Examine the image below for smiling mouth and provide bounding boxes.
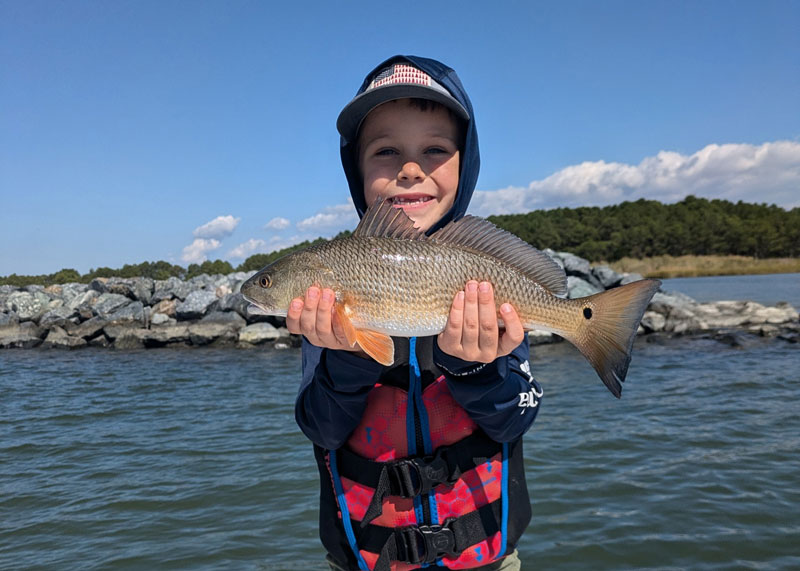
[389,195,434,206]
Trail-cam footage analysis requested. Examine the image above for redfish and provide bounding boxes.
[241,199,660,397]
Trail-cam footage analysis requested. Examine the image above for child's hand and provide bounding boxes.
[286,286,363,354]
[437,281,525,363]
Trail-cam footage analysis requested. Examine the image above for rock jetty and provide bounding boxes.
[1,252,798,350]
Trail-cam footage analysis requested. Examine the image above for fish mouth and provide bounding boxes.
[246,303,286,318]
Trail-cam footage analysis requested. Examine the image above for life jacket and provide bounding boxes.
[315,337,531,570]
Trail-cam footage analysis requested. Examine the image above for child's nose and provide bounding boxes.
[398,161,424,181]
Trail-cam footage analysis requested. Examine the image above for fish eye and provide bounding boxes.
[259,275,272,288]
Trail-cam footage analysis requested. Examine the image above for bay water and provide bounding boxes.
[2,274,798,570]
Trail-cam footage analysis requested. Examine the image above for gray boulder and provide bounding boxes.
[176,290,218,321]
[0,284,18,296]
[59,283,89,304]
[592,265,622,289]
[146,324,191,346]
[557,252,604,290]
[567,276,601,299]
[39,305,79,329]
[648,290,698,314]
[106,301,145,326]
[151,298,177,318]
[527,330,557,345]
[106,277,154,304]
[67,289,100,312]
[5,291,51,322]
[42,326,87,349]
[72,316,109,340]
[150,312,175,326]
[0,322,45,348]
[89,278,109,293]
[218,292,251,320]
[113,330,146,350]
[200,311,246,328]
[152,277,193,303]
[238,322,283,344]
[0,311,19,328]
[187,321,239,345]
[640,311,666,333]
[89,335,111,348]
[92,293,132,319]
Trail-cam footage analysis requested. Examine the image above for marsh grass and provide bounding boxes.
[607,255,800,279]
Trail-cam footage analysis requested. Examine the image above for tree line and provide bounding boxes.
[0,232,351,288]
[2,197,797,287]
[488,195,799,262]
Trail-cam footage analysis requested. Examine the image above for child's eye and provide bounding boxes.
[375,148,398,156]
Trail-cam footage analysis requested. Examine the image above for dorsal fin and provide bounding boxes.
[431,215,568,296]
[353,197,426,241]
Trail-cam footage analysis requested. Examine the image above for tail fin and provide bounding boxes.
[567,279,660,398]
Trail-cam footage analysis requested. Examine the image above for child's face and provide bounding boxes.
[358,99,460,232]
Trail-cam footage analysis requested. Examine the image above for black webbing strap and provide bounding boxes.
[337,431,502,526]
[362,500,502,571]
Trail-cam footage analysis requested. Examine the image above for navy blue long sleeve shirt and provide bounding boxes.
[295,335,542,450]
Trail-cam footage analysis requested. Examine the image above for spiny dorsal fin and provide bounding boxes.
[353,197,426,241]
[431,216,568,296]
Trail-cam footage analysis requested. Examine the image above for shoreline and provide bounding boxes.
[2,251,798,351]
[607,255,800,279]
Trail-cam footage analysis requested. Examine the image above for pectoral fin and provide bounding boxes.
[334,302,395,366]
[354,329,395,366]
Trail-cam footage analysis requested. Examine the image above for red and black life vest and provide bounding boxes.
[314,337,531,570]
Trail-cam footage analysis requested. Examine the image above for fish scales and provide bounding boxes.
[300,235,570,338]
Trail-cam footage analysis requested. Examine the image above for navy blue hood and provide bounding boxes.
[339,55,480,234]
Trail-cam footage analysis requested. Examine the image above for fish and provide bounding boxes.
[240,198,661,397]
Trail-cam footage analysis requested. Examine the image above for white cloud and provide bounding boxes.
[193,215,241,239]
[265,217,291,230]
[181,238,221,264]
[227,238,268,259]
[469,141,800,216]
[296,199,359,232]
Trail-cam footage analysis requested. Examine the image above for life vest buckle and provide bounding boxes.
[397,518,458,564]
[413,450,457,494]
[393,448,459,497]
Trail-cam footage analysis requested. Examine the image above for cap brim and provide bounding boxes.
[336,84,469,143]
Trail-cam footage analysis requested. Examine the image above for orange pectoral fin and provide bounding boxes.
[354,329,395,366]
[333,302,394,365]
[333,303,359,348]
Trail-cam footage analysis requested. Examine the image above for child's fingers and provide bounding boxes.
[476,282,498,357]
[299,286,321,339]
[461,281,480,349]
[285,297,304,335]
[314,288,335,342]
[497,303,525,356]
[438,289,465,353]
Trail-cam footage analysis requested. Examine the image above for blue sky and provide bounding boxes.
[2,1,799,276]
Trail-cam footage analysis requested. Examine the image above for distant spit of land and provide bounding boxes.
[609,255,800,279]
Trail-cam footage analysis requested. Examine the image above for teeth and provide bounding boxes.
[392,197,430,205]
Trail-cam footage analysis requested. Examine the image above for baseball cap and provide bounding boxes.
[336,61,470,143]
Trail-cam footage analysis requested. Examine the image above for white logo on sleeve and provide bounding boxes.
[518,360,542,413]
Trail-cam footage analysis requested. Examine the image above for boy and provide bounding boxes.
[286,55,541,571]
